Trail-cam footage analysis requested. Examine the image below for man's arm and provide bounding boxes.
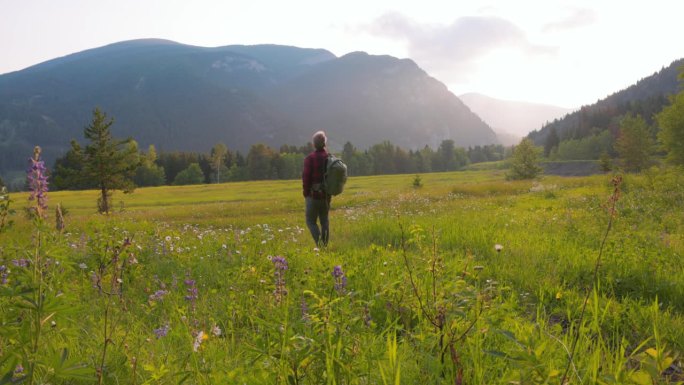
[302,155,311,197]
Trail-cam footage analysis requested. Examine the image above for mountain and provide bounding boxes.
[0,39,496,180]
[528,59,683,145]
[459,93,574,145]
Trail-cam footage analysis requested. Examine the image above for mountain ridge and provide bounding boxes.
[528,58,684,145]
[0,39,497,181]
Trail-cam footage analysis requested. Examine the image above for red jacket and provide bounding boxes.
[302,149,328,199]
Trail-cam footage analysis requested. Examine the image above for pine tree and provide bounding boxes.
[78,108,140,213]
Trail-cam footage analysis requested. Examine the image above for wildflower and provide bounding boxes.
[27,146,48,218]
[193,330,207,352]
[165,236,172,242]
[494,244,503,252]
[363,304,372,327]
[12,259,29,268]
[332,265,347,294]
[153,324,170,339]
[14,364,24,374]
[272,256,288,304]
[0,265,8,285]
[149,290,168,301]
[184,276,198,311]
[78,263,88,269]
[211,325,222,337]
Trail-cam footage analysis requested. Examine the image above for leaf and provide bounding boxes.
[496,329,525,348]
[630,370,652,385]
[484,350,508,359]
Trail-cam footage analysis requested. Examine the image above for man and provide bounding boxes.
[302,130,331,246]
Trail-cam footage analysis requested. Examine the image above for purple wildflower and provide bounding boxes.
[14,364,24,374]
[27,146,48,218]
[153,324,170,339]
[184,276,198,311]
[332,265,347,294]
[0,265,8,285]
[12,259,29,268]
[149,290,168,301]
[272,256,288,304]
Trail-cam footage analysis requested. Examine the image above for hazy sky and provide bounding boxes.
[1,0,682,108]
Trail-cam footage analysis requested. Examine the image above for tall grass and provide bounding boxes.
[1,167,683,383]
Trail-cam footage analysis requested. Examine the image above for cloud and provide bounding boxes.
[542,8,597,32]
[366,13,556,82]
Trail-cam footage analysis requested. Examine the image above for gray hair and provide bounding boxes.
[312,131,327,150]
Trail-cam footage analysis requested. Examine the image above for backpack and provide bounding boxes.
[322,154,347,196]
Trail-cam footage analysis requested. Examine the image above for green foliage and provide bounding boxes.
[556,130,613,160]
[544,126,560,157]
[0,186,13,231]
[173,163,204,185]
[412,174,423,188]
[615,114,653,172]
[134,145,166,187]
[209,143,228,183]
[247,143,276,180]
[599,151,613,172]
[507,138,542,180]
[59,108,141,212]
[656,86,684,165]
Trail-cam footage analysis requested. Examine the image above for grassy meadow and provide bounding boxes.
[1,166,684,384]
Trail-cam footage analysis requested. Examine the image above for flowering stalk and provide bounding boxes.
[272,256,288,304]
[184,276,198,312]
[332,265,347,294]
[27,146,48,219]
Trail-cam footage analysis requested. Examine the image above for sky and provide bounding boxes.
[1,0,682,108]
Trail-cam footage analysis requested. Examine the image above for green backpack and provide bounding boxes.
[322,154,348,196]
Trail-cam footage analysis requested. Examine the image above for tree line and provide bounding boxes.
[50,109,510,193]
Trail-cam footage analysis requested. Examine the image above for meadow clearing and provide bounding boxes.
[1,166,683,384]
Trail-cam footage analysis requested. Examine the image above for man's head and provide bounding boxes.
[312,131,327,150]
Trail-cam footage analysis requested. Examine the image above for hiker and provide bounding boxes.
[302,130,331,246]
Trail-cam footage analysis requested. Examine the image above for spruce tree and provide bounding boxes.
[77,108,140,213]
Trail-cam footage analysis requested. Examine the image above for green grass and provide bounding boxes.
[1,168,683,384]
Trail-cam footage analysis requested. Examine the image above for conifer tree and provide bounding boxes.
[74,108,140,213]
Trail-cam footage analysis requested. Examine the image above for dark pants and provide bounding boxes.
[305,197,330,246]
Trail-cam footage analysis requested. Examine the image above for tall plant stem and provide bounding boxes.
[27,230,42,385]
[560,175,622,385]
